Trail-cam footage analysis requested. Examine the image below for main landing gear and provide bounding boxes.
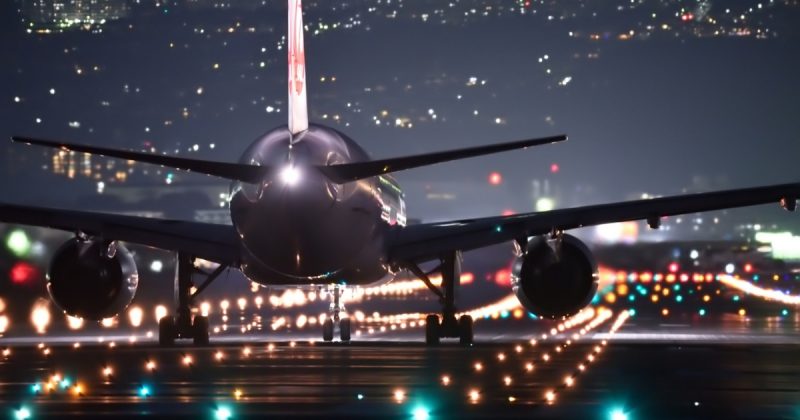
[322,285,351,343]
[159,253,228,347]
[409,251,473,346]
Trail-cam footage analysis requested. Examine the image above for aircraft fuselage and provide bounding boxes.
[230,124,406,286]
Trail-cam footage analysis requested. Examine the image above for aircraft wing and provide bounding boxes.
[387,182,800,263]
[0,203,240,264]
[11,134,565,185]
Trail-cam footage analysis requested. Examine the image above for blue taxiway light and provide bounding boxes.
[215,406,233,420]
[139,385,151,397]
[15,407,31,420]
[609,408,628,420]
[412,406,431,420]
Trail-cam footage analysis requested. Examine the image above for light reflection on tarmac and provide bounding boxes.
[2,312,800,418]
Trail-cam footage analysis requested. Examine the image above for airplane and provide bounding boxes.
[2,0,799,346]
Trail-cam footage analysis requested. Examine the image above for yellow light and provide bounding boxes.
[738,308,746,316]
[215,351,224,361]
[503,376,512,386]
[102,366,113,377]
[508,396,516,402]
[146,360,156,371]
[441,375,451,386]
[497,352,506,361]
[155,305,168,322]
[661,308,669,316]
[234,389,243,400]
[183,355,193,366]
[242,346,251,357]
[128,306,143,328]
[703,295,711,302]
[73,383,84,396]
[31,304,51,334]
[525,362,534,372]
[545,390,556,403]
[564,376,575,387]
[474,362,483,372]
[2,348,10,357]
[469,389,480,403]
[66,316,84,330]
[393,389,406,403]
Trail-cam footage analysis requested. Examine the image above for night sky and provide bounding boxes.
[1,0,799,229]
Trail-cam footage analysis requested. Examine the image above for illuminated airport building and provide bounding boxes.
[20,0,130,32]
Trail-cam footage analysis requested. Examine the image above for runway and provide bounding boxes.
[3,311,800,419]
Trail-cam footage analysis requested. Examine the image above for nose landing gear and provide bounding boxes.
[322,285,351,342]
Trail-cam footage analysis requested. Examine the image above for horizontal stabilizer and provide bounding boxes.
[318,134,566,184]
[11,136,269,183]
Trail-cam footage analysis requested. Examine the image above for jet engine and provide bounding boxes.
[511,234,598,319]
[46,238,139,320]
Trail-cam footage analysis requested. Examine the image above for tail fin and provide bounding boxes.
[288,0,309,135]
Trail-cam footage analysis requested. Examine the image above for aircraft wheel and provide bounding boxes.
[425,314,440,345]
[192,315,210,346]
[158,316,176,347]
[340,318,351,342]
[458,315,473,345]
[323,318,334,342]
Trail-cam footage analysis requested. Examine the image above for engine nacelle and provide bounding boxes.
[47,238,139,321]
[511,234,598,320]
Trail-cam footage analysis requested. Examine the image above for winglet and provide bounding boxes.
[288,0,309,135]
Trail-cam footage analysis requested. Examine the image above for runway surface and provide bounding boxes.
[2,313,800,419]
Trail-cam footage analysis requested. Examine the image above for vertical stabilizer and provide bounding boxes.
[288,0,308,135]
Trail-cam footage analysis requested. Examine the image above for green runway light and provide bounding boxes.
[357,393,364,400]
[139,385,150,397]
[699,308,706,316]
[6,229,31,257]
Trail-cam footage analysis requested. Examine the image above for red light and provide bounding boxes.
[495,269,511,286]
[501,209,515,216]
[744,263,753,273]
[488,172,503,185]
[550,163,559,174]
[10,261,37,285]
[668,262,679,273]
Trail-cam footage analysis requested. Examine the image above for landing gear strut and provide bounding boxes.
[322,285,351,342]
[412,251,473,346]
[159,253,227,347]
